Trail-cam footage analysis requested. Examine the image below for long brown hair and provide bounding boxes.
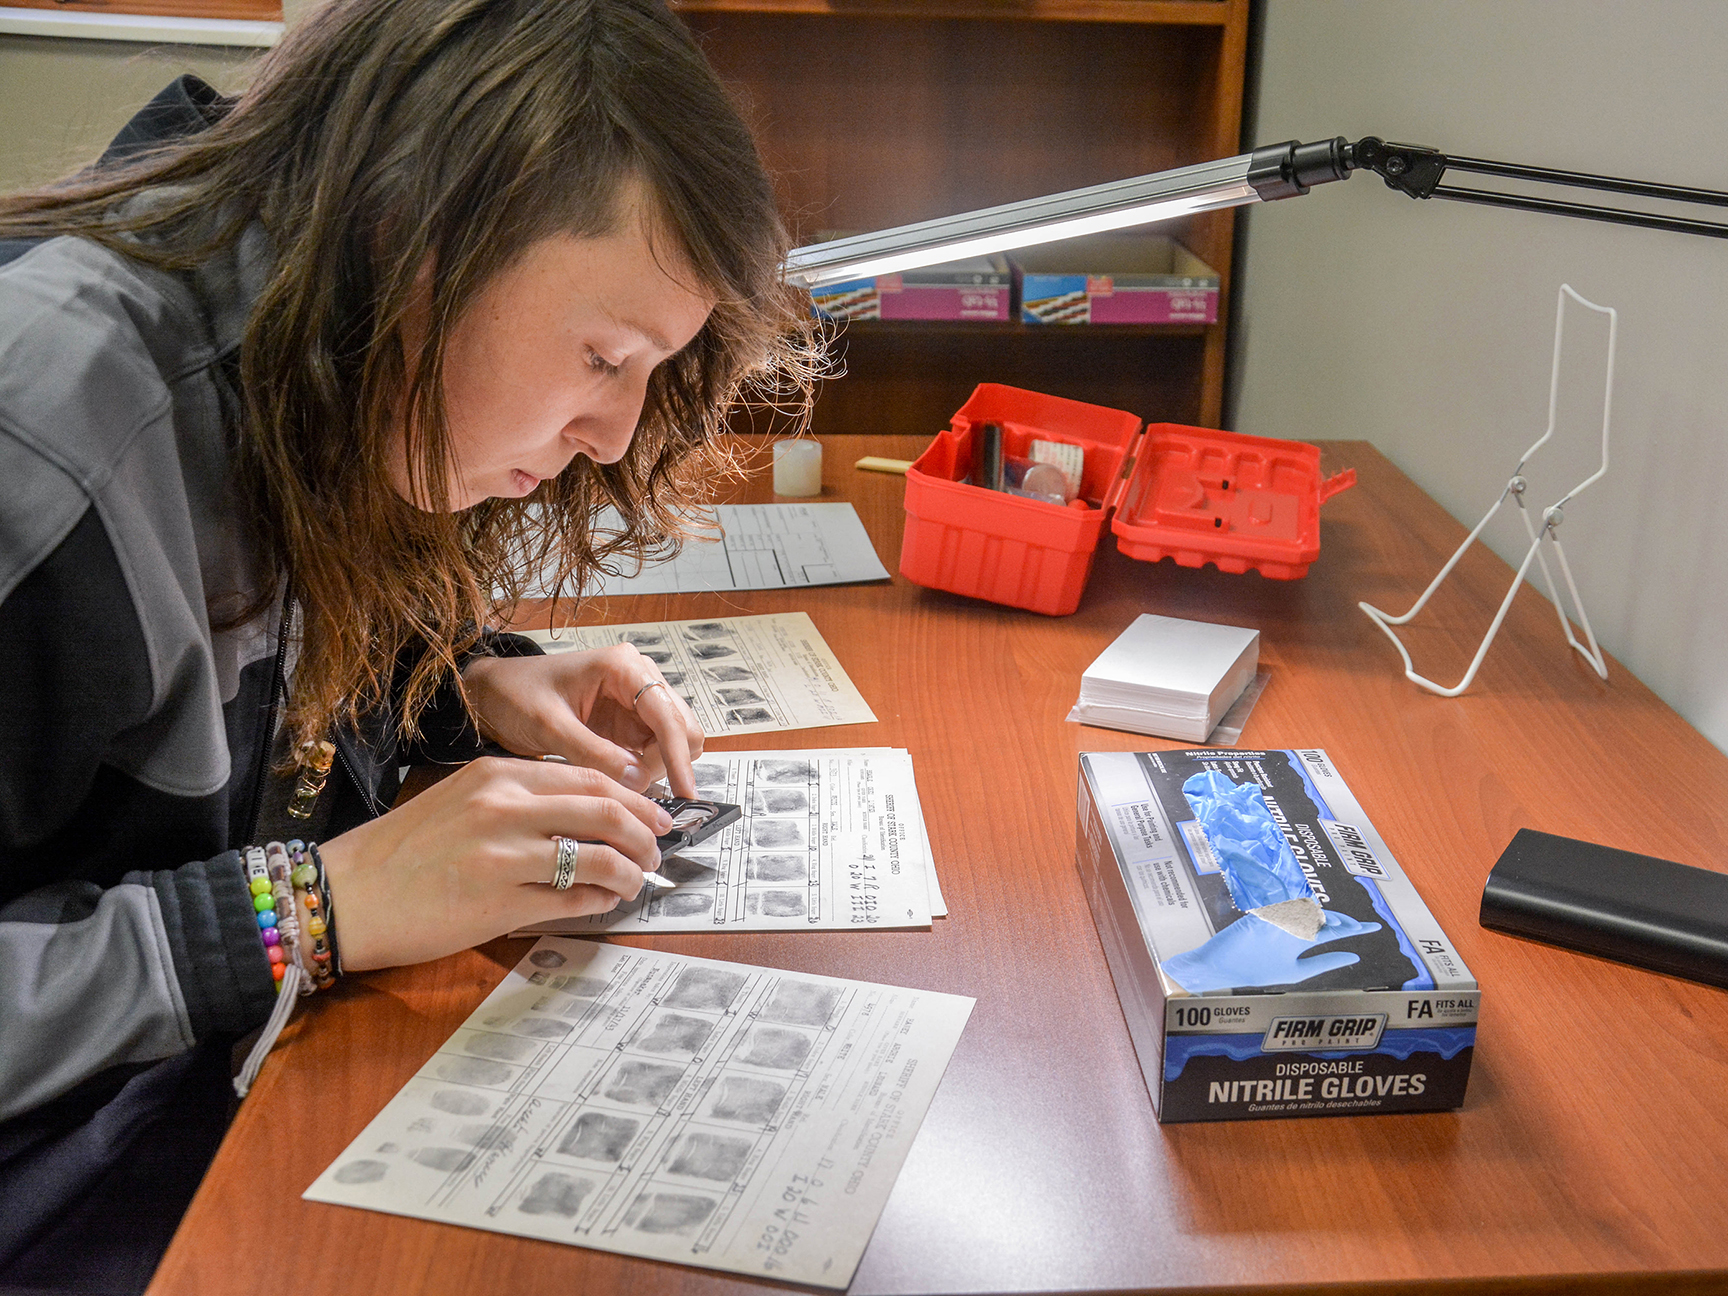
[0,0,820,749]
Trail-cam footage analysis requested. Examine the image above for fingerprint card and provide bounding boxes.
[514,748,940,935]
[524,611,875,738]
[305,938,974,1289]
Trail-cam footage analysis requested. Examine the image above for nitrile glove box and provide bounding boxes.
[1077,748,1479,1123]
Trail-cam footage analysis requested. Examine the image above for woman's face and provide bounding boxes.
[394,191,716,511]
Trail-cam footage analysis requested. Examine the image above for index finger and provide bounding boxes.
[635,680,702,798]
[510,757,672,837]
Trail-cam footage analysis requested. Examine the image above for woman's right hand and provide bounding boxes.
[314,756,671,971]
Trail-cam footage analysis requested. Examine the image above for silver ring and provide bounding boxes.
[551,836,579,890]
[632,679,670,707]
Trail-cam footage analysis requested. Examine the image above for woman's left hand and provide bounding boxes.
[461,645,704,797]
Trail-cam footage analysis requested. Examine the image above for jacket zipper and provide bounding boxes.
[243,594,294,846]
[332,730,386,821]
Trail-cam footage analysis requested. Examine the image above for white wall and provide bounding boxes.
[1235,0,1728,754]
[0,33,257,190]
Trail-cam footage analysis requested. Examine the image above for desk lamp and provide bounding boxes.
[783,136,1728,287]
[786,136,1728,694]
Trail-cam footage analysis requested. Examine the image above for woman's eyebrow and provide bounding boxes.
[603,311,676,355]
[634,324,675,353]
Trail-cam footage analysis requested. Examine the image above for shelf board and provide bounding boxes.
[672,1,1233,26]
[826,318,1212,339]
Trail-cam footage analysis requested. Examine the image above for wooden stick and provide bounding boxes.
[855,456,913,475]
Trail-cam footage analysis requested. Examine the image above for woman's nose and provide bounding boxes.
[579,378,650,464]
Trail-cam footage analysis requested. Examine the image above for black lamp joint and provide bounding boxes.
[1350,137,1450,199]
[1247,137,1353,201]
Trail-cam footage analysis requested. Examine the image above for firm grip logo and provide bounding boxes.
[1262,1013,1387,1052]
[1321,819,1388,878]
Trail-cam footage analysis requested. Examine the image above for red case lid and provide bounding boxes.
[1109,424,1355,580]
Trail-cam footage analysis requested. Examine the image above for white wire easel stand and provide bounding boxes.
[1359,283,1614,697]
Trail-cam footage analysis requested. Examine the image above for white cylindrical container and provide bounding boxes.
[772,440,822,497]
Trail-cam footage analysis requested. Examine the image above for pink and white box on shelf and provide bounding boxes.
[810,254,1010,322]
[1014,232,1220,325]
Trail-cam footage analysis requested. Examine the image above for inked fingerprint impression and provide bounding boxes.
[740,1025,813,1070]
[662,967,746,1011]
[709,1075,786,1123]
[747,853,807,882]
[557,1112,640,1163]
[669,1131,753,1182]
[761,981,841,1027]
[434,1056,513,1087]
[627,1192,716,1236]
[518,1172,596,1218]
[603,1060,685,1107]
[636,1012,714,1055]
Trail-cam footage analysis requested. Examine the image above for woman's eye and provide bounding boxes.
[586,349,622,378]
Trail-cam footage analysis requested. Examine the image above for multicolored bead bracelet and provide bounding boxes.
[287,840,335,991]
[244,846,289,991]
[265,841,311,994]
[234,837,343,1098]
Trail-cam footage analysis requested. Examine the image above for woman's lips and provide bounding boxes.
[510,469,540,494]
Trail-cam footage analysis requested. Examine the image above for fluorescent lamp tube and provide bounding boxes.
[784,154,1260,288]
[781,139,1360,288]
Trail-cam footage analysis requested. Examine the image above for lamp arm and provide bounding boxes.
[1252,136,1728,240]
[785,136,1728,287]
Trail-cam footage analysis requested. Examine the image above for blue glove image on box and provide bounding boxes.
[1182,770,1316,912]
[1162,909,1383,993]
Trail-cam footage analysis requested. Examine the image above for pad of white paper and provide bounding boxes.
[513,748,943,936]
[522,613,875,738]
[603,504,888,594]
[304,938,973,1289]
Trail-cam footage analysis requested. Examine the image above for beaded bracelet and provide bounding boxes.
[243,839,343,1000]
[233,838,344,1098]
[309,842,344,979]
[244,846,290,992]
[286,840,335,991]
[265,841,313,996]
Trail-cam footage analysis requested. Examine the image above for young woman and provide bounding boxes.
[0,0,816,1287]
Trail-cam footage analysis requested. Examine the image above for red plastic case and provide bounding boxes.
[901,383,1356,616]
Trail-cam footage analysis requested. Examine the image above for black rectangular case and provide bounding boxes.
[1479,829,1728,989]
[651,796,740,859]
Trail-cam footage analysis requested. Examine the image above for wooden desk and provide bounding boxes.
[151,437,1728,1296]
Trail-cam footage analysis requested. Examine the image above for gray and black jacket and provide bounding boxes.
[0,79,529,1269]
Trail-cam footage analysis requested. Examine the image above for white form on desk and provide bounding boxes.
[514,748,944,937]
[523,613,875,738]
[305,937,974,1289]
[521,504,890,597]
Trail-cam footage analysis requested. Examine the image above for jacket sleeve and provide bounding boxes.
[0,507,276,1125]
[395,629,545,766]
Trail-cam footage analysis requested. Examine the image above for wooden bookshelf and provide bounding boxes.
[676,0,1250,434]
